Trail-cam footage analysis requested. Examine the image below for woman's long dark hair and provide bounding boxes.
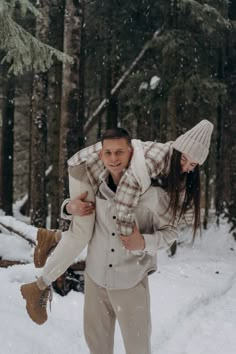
[159,149,201,240]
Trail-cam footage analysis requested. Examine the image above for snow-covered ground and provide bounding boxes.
[0,215,235,354]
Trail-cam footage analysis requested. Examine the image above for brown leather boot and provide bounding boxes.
[20,279,53,325]
[34,228,59,268]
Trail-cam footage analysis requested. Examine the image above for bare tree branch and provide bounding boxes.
[0,222,36,246]
[0,258,27,268]
[84,27,164,134]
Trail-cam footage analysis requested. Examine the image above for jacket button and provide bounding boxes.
[109,264,112,267]
[111,249,114,252]
[113,216,116,219]
[112,232,115,236]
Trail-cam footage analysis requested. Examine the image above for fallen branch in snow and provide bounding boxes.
[0,222,36,247]
[0,258,27,268]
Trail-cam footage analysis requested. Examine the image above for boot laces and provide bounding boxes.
[39,286,53,311]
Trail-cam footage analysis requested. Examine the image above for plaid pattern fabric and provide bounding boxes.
[142,141,172,178]
[67,142,102,167]
[68,142,103,194]
[114,169,142,234]
[68,140,172,235]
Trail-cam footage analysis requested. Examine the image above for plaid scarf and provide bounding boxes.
[68,140,172,235]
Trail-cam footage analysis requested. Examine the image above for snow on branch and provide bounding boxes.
[0,0,73,74]
[0,217,36,246]
[6,0,43,18]
[0,258,27,267]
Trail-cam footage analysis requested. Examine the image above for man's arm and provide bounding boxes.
[141,224,179,256]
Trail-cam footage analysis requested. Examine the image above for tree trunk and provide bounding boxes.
[203,157,210,229]
[18,79,33,216]
[105,8,118,129]
[78,0,86,149]
[59,0,84,229]
[0,55,4,208]
[30,1,50,227]
[1,71,15,215]
[159,101,168,142]
[47,0,65,229]
[215,47,225,224]
[169,0,179,28]
[137,111,150,141]
[97,49,105,140]
[167,90,177,140]
[0,114,2,210]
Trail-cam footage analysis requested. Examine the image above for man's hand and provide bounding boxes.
[120,224,145,251]
[66,191,95,216]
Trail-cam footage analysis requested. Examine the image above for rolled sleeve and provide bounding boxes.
[143,225,179,256]
[60,198,72,220]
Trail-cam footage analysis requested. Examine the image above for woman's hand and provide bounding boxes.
[120,223,145,251]
[66,191,95,216]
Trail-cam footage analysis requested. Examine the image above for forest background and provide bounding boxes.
[0,0,236,239]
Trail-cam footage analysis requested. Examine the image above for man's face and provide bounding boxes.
[100,138,133,176]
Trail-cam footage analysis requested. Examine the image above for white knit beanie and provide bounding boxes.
[172,120,214,165]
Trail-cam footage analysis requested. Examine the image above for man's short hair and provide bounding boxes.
[101,128,132,145]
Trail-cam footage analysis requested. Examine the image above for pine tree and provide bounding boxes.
[0,0,72,74]
[115,0,232,142]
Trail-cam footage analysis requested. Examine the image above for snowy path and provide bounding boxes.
[152,261,236,354]
[161,276,236,354]
[150,224,236,354]
[0,221,235,354]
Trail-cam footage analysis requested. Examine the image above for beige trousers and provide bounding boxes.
[42,164,95,284]
[84,273,152,354]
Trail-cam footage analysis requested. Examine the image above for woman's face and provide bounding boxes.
[180,153,198,173]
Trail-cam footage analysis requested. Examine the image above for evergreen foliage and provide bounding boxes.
[0,0,73,74]
[118,0,232,137]
[1,0,236,232]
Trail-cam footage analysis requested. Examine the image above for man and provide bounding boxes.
[61,129,178,354]
[21,128,179,354]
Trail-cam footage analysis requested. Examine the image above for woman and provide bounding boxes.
[153,148,201,240]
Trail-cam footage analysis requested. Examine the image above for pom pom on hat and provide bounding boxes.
[172,120,214,165]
